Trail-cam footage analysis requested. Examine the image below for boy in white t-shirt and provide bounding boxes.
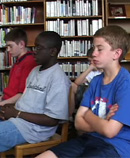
[69,47,102,116]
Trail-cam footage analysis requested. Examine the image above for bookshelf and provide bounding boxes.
[105,0,130,71]
[0,0,105,72]
[58,56,90,80]
[0,0,44,47]
[45,0,105,79]
[0,0,130,86]
[105,0,130,33]
[45,0,105,55]
[0,0,44,67]
[0,0,45,93]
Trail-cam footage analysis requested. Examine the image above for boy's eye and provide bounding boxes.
[35,46,41,50]
[34,46,44,51]
[34,45,49,51]
[6,46,11,49]
[98,49,102,51]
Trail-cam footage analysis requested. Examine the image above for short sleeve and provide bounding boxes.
[43,76,71,120]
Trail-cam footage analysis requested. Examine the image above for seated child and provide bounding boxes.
[0,28,37,106]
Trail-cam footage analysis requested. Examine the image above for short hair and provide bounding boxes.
[87,47,94,58]
[94,25,130,61]
[36,31,62,54]
[4,28,28,46]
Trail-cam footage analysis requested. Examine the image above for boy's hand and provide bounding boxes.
[106,104,119,120]
[0,101,6,106]
[0,104,17,120]
[88,62,97,71]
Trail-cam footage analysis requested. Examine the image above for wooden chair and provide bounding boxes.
[1,122,69,158]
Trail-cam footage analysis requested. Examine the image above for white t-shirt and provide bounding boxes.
[85,70,102,85]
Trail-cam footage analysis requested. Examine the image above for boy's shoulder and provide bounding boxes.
[116,67,130,84]
[25,51,35,56]
[119,67,130,79]
[19,51,37,67]
[21,51,36,61]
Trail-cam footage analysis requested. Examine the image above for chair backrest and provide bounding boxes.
[60,121,69,142]
[1,122,69,158]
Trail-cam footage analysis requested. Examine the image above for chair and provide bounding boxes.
[1,122,69,158]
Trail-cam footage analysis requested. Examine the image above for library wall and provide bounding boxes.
[0,0,130,91]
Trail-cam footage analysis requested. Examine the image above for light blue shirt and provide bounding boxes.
[10,64,71,143]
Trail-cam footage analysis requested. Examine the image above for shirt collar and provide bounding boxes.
[16,52,34,64]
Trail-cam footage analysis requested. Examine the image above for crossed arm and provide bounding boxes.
[75,105,123,138]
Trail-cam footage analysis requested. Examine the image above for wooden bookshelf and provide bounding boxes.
[105,0,130,72]
[44,0,105,79]
[0,0,130,82]
[45,0,105,57]
[0,0,44,47]
[105,0,130,33]
[0,0,45,91]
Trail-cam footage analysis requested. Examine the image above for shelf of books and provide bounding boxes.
[59,60,90,80]
[105,0,130,72]
[105,0,130,34]
[0,0,44,69]
[0,0,45,91]
[45,0,104,53]
[45,0,104,79]
[58,56,89,80]
[0,0,44,47]
[0,71,9,95]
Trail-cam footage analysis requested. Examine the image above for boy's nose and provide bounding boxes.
[92,49,98,57]
[6,47,10,52]
[92,50,96,57]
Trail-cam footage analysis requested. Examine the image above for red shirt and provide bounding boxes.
[3,51,37,100]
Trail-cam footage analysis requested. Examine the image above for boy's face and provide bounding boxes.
[34,37,52,66]
[6,41,23,58]
[92,37,117,69]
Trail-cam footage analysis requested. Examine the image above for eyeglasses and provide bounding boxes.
[34,45,50,51]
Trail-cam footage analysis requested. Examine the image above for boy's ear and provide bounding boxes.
[50,48,57,57]
[113,48,122,60]
[19,40,25,48]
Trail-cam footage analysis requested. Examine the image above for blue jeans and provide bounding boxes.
[0,120,27,152]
